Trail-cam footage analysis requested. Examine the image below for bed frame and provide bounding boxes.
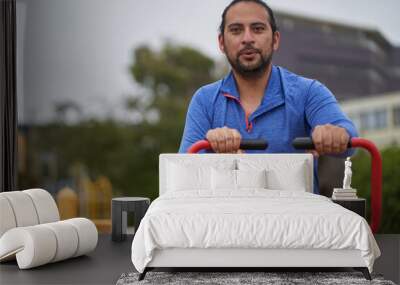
[138,154,372,281]
[143,248,370,279]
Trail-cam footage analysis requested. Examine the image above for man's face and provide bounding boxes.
[218,2,280,77]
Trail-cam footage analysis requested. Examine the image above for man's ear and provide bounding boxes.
[218,34,225,54]
[272,31,280,52]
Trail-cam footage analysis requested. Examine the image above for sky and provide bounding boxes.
[16,0,400,123]
[130,0,400,57]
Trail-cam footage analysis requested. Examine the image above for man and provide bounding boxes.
[178,0,358,193]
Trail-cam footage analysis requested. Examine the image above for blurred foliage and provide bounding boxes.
[19,43,218,202]
[352,146,400,233]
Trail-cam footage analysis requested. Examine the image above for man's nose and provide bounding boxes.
[242,28,255,44]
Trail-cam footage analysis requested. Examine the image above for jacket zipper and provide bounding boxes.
[223,93,253,132]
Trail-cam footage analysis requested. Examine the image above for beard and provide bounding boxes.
[225,44,273,78]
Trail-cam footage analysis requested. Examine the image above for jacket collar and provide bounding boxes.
[220,65,285,117]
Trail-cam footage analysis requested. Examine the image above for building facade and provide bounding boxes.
[341,92,400,148]
[273,12,400,101]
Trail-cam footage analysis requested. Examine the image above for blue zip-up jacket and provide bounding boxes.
[178,65,358,194]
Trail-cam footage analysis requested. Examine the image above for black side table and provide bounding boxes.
[331,198,366,218]
[111,197,150,242]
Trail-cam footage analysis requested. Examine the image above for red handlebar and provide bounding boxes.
[187,137,382,233]
[351,138,382,233]
[187,140,211,154]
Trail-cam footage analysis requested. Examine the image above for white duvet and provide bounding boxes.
[131,190,380,273]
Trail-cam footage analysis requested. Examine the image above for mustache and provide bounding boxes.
[238,46,261,55]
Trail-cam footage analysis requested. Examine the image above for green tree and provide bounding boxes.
[352,146,400,233]
[123,43,218,199]
[128,43,216,129]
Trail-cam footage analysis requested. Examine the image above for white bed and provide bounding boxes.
[131,154,380,280]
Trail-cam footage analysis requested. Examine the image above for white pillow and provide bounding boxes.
[211,168,267,191]
[211,168,236,190]
[166,159,236,192]
[167,162,211,191]
[236,169,267,189]
[238,159,308,192]
[266,162,307,191]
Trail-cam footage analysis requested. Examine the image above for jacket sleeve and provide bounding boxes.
[305,80,359,157]
[178,89,212,153]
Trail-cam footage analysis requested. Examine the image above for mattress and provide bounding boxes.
[131,190,380,273]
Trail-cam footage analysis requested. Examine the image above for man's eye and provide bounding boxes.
[230,27,241,34]
[253,26,265,33]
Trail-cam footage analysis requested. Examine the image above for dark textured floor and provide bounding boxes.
[0,234,398,285]
[0,235,135,285]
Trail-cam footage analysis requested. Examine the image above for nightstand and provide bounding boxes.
[111,197,150,242]
[331,198,366,218]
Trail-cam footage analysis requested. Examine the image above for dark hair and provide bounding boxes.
[219,0,278,35]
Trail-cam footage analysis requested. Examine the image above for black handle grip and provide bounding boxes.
[292,137,315,150]
[240,139,268,150]
[292,137,352,150]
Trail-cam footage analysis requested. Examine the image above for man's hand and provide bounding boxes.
[206,127,242,153]
[311,124,350,156]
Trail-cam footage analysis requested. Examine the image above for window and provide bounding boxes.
[360,112,373,131]
[394,106,400,127]
[375,109,388,129]
[360,109,388,131]
[348,113,361,131]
